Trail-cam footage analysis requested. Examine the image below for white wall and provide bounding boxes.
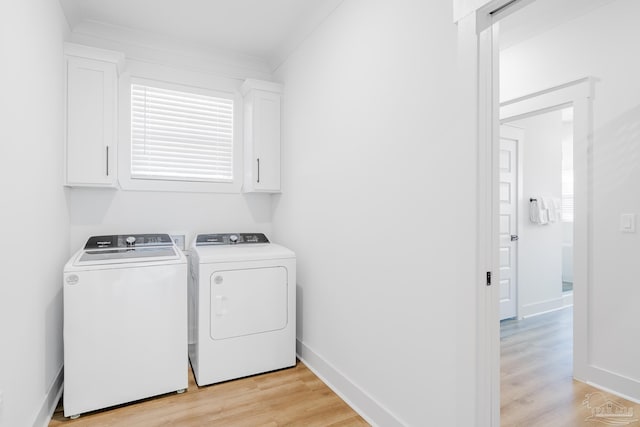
[509,111,564,317]
[273,0,476,425]
[562,222,574,284]
[501,0,640,398]
[63,25,276,252]
[0,1,70,426]
[67,190,273,251]
[561,120,574,284]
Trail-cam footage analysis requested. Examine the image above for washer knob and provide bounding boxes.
[126,236,136,246]
[229,234,239,244]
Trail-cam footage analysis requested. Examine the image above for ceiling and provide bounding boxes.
[59,0,621,66]
[499,0,619,50]
[58,0,342,63]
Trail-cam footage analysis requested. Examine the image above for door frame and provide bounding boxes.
[454,1,594,425]
[500,78,594,385]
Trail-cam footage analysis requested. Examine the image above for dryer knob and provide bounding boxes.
[126,236,136,246]
[229,234,239,243]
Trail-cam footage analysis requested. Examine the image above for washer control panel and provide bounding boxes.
[195,233,270,246]
[84,234,173,249]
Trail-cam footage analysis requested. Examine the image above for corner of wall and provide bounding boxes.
[31,368,63,427]
[296,340,405,427]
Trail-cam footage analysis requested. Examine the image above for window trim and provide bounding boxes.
[118,73,242,193]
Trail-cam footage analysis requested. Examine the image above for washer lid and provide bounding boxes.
[192,242,295,263]
[78,246,178,263]
[73,233,181,265]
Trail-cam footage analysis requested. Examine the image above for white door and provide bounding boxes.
[499,125,521,320]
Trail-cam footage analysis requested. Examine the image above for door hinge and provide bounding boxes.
[486,271,492,286]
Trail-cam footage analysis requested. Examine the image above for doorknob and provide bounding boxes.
[510,235,519,241]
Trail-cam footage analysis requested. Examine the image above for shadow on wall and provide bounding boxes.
[243,193,273,225]
[45,288,63,391]
[65,187,116,226]
[296,283,303,343]
[595,104,640,193]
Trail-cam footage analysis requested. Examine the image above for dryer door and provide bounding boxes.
[210,266,288,340]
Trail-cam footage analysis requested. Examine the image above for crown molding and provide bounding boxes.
[69,20,273,80]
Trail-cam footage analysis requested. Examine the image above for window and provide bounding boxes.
[130,83,234,183]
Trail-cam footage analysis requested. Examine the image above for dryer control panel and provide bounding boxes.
[195,233,270,246]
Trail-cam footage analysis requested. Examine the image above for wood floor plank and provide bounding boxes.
[49,361,368,427]
[501,307,640,426]
[53,306,640,426]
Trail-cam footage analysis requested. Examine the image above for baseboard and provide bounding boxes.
[296,340,405,427]
[520,297,565,318]
[562,292,573,307]
[32,366,63,427]
[586,366,640,404]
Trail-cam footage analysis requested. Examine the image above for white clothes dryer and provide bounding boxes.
[63,234,188,419]
[188,233,296,386]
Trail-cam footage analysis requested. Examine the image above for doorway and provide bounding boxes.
[499,104,578,423]
[499,107,575,321]
[490,8,606,426]
[458,0,640,424]
[496,79,591,425]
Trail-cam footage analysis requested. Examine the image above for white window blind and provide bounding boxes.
[131,84,234,182]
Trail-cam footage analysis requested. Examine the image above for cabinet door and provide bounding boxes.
[66,57,117,186]
[251,91,281,192]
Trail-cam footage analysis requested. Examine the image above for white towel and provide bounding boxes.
[529,199,548,225]
[543,196,557,223]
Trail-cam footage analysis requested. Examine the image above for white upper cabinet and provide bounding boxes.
[242,79,283,193]
[65,43,124,187]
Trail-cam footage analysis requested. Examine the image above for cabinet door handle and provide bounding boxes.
[257,158,260,183]
[106,146,109,176]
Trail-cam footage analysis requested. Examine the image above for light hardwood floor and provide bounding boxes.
[501,307,640,426]
[50,308,637,426]
[49,361,369,426]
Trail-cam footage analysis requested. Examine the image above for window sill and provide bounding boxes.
[118,175,242,193]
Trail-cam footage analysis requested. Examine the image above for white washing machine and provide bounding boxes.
[189,233,296,386]
[63,234,188,419]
